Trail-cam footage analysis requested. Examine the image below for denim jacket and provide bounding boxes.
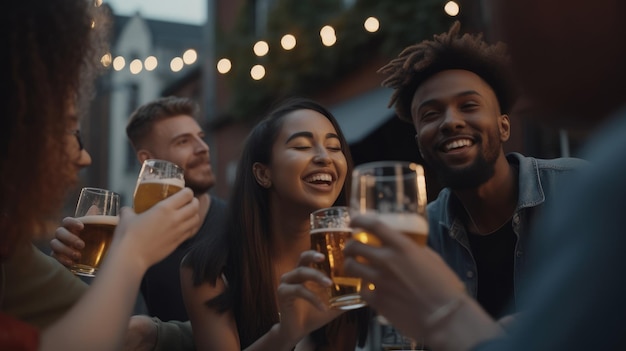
[427,152,588,309]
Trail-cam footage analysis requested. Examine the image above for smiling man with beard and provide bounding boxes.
[377,21,587,320]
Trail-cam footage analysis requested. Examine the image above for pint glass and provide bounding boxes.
[70,187,120,277]
[350,161,429,247]
[133,159,185,214]
[310,206,366,310]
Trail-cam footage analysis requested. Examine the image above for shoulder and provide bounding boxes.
[508,152,589,173]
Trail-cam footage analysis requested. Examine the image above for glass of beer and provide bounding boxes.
[350,161,428,247]
[350,161,429,348]
[310,206,366,310]
[70,187,120,277]
[133,159,185,214]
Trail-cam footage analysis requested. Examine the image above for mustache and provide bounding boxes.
[186,156,210,169]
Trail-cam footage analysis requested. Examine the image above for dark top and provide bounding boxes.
[467,220,517,319]
[140,196,227,321]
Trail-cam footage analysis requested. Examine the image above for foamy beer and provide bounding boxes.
[310,206,366,310]
[350,161,429,247]
[70,187,120,277]
[133,159,185,214]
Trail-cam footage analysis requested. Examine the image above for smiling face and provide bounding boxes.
[142,115,215,194]
[255,109,348,213]
[411,69,510,189]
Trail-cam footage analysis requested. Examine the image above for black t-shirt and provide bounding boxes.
[467,221,517,319]
[140,196,227,321]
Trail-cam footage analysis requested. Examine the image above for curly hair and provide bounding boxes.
[0,0,109,258]
[378,21,516,122]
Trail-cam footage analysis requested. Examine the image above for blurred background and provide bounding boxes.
[72,0,586,214]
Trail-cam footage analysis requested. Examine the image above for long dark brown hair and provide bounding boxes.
[0,0,109,259]
[184,97,369,349]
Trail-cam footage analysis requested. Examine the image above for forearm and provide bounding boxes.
[426,294,504,351]
[243,324,298,351]
[40,243,147,351]
[153,318,195,351]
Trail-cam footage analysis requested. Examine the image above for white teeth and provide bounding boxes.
[444,139,472,151]
[305,173,332,182]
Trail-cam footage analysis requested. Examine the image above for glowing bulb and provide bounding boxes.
[320,25,336,47]
[100,53,112,67]
[129,59,143,74]
[250,65,266,80]
[183,49,197,64]
[253,41,269,57]
[364,17,379,32]
[217,58,232,74]
[112,56,125,71]
[444,1,460,16]
[281,34,296,50]
[144,56,158,71]
[170,57,184,72]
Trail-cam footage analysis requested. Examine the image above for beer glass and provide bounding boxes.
[350,161,428,349]
[310,206,366,310]
[70,187,120,277]
[133,159,185,213]
[350,161,428,247]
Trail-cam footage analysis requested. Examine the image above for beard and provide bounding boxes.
[421,133,501,190]
[184,175,214,195]
[433,154,496,190]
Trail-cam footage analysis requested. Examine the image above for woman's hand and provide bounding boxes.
[112,188,200,272]
[274,250,344,346]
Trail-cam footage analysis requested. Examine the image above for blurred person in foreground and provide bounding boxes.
[0,1,200,350]
[51,97,227,349]
[343,0,626,350]
[376,20,586,321]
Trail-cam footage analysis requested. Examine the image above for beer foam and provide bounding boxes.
[375,213,428,234]
[140,178,185,188]
[77,215,119,226]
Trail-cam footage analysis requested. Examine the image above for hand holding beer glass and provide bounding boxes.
[133,159,185,213]
[310,206,366,310]
[70,187,120,277]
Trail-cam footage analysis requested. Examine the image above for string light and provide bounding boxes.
[444,1,460,16]
[170,57,184,72]
[253,41,270,57]
[364,17,379,32]
[129,59,143,74]
[250,65,266,80]
[182,49,197,64]
[217,58,232,74]
[144,56,158,71]
[101,53,112,67]
[108,7,458,79]
[281,34,296,50]
[112,56,125,71]
[320,25,337,47]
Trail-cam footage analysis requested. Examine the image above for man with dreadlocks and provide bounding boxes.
[377,21,586,320]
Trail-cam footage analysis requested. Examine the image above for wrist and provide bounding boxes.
[269,323,298,351]
[426,294,503,351]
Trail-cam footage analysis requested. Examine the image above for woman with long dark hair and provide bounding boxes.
[181,98,369,350]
